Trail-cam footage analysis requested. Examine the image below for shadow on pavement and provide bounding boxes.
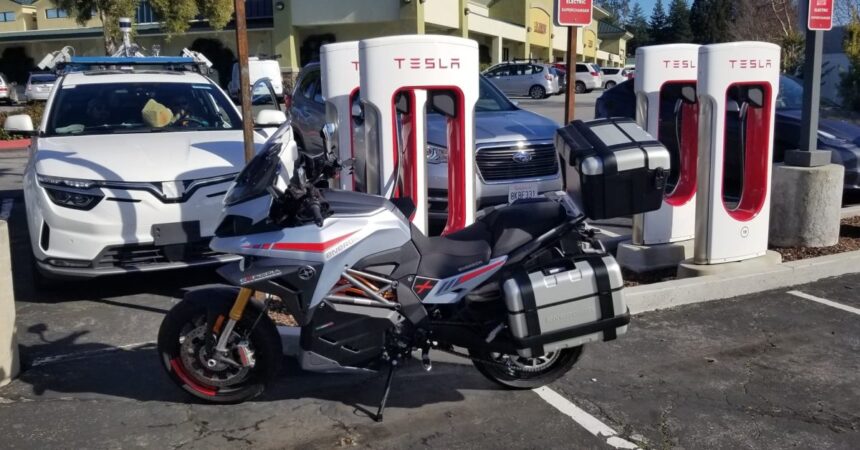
[12,324,494,416]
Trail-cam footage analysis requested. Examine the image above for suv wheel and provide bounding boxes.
[605,81,616,89]
[529,85,546,99]
[575,81,586,94]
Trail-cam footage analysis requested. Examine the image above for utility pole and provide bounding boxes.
[564,26,577,124]
[234,0,255,162]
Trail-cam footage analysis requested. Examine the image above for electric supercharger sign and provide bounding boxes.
[633,44,700,245]
[695,42,780,264]
[359,35,479,235]
[320,41,360,191]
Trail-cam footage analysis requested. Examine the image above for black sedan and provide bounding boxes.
[595,76,860,192]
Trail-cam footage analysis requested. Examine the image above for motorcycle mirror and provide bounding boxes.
[429,90,457,117]
[746,87,764,108]
[681,85,696,104]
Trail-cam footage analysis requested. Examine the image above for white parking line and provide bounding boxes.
[30,341,155,367]
[787,290,860,316]
[533,386,640,449]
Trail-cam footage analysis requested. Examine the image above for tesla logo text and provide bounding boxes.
[394,57,461,70]
[662,59,696,69]
[728,59,773,69]
[351,60,359,71]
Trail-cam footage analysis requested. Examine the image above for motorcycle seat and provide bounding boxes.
[410,199,569,279]
[478,200,570,257]
[411,223,493,279]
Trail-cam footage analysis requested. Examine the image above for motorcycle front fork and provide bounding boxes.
[213,287,255,353]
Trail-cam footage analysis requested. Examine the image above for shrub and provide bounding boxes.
[0,102,44,140]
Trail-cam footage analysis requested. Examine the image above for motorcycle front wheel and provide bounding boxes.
[157,288,282,403]
[470,346,583,389]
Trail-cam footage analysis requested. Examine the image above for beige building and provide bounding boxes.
[0,0,632,84]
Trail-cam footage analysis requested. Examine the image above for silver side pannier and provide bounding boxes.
[503,254,629,358]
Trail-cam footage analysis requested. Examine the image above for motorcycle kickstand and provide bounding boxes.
[374,361,398,423]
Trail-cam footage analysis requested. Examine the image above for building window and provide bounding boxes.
[46,8,69,19]
[502,48,509,61]
[0,11,15,22]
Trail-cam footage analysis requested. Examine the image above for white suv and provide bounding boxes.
[6,66,286,278]
[574,63,603,93]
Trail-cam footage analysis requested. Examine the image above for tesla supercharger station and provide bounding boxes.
[359,35,479,235]
[689,42,781,269]
[618,44,700,272]
[320,41,360,191]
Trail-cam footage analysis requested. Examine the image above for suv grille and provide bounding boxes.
[94,240,221,268]
[476,144,559,182]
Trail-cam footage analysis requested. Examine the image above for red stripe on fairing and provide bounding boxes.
[457,259,505,284]
[270,231,357,253]
[170,358,216,397]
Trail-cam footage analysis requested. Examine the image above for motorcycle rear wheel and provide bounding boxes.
[470,346,583,389]
[157,289,282,403]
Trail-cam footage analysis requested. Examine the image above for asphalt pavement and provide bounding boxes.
[2,90,859,449]
[514,90,600,124]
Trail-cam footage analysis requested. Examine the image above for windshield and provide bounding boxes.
[30,74,56,84]
[776,76,804,110]
[46,81,241,136]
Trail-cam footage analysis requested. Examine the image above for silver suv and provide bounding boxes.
[482,62,560,99]
[289,64,563,230]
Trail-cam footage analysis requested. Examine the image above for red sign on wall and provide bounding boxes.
[808,0,834,31]
[554,0,593,27]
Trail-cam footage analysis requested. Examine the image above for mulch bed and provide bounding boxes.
[622,216,860,287]
[771,216,860,262]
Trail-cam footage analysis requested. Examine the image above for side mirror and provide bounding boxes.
[254,109,287,127]
[4,114,34,136]
[321,123,337,157]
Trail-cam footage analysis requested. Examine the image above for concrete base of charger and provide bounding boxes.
[616,239,694,273]
[676,250,783,279]
[769,163,844,248]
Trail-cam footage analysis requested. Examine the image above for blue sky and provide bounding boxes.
[635,0,659,16]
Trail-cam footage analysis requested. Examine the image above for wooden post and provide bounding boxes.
[564,26,577,124]
[235,0,255,162]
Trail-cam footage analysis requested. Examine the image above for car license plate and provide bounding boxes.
[508,183,539,203]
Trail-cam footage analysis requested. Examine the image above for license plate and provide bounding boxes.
[152,221,201,246]
[508,183,539,203]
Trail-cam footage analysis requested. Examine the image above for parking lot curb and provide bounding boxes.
[842,204,860,219]
[626,249,860,314]
[0,218,19,387]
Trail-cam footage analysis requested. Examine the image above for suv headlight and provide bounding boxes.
[426,144,448,164]
[37,175,103,210]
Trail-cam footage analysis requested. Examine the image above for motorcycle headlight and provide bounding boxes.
[426,144,448,164]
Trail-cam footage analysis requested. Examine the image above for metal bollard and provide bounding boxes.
[0,219,19,387]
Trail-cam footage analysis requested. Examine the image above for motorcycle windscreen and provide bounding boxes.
[722,83,772,221]
[657,82,698,206]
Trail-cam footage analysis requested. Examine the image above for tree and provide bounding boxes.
[55,0,138,55]
[54,0,235,55]
[841,8,860,111]
[598,0,632,26]
[648,0,670,45]
[730,0,803,72]
[690,0,732,44]
[625,3,650,54]
[666,0,693,43]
